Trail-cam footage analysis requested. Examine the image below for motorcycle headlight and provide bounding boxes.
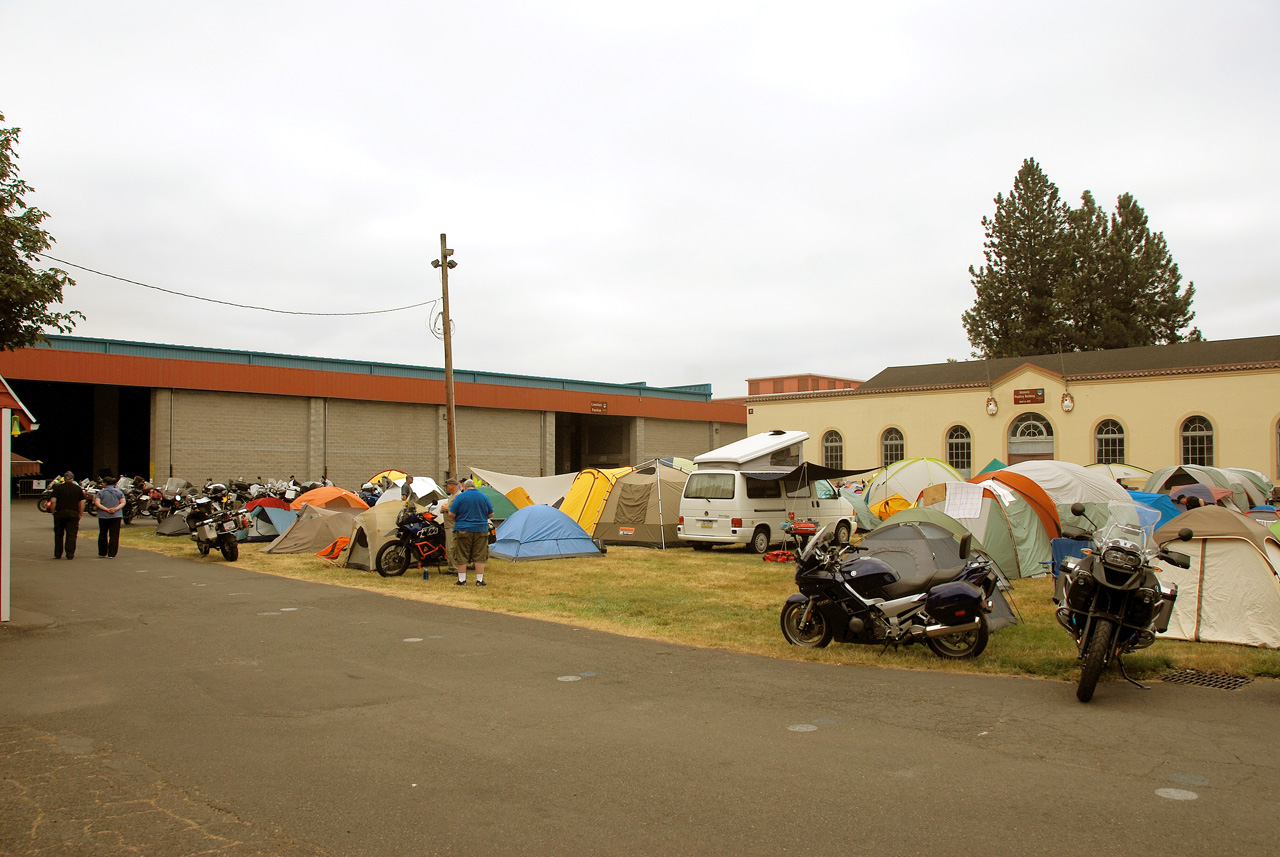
[1102,547,1141,570]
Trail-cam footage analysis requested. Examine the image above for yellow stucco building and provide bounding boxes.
[746,336,1280,481]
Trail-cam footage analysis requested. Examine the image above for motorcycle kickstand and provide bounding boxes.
[1116,655,1150,690]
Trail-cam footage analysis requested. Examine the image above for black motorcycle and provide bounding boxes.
[185,496,249,561]
[375,505,448,577]
[1055,500,1190,702]
[780,522,999,658]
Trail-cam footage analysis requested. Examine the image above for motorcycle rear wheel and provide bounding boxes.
[219,535,239,562]
[1077,618,1114,703]
[925,617,989,659]
[780,601,833,648]
[376,540,410,577]
[37,497,52,513]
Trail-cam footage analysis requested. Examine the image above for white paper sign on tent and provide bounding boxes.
[943,482,984,520]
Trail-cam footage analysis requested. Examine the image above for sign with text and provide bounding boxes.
[1013,388,1045,405]
[591,401,608,414]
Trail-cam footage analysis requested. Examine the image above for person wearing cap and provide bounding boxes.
[49,471,86,560]
[446,478,494,586]
[437,478,461,578]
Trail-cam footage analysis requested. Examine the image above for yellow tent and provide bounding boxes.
[558,467,633,533]
[870,494,913,521]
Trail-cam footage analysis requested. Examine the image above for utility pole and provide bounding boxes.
[432,234,458,480]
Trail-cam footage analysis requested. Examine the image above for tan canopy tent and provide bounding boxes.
[1155,506,1280,648]
[592,460,689,548]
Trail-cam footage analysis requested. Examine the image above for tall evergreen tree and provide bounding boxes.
[0,112,81,351]
[961,158,1072,358]
[965,162,1200,358]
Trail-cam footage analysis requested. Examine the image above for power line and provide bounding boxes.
[38,253,440,317]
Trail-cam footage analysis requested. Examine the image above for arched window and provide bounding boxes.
[946,425,972,477]
[1095,419,1125,465]
[822,430,843,469]
[1008,412,1054,459]
[1182,416,1214,466]
[881,428,905,467]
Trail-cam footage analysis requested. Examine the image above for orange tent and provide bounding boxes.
[290,486,370,512]
[970,470,1061,538]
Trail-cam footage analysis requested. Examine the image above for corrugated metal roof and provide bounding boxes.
[39,336,715,401]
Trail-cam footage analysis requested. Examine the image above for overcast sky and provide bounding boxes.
[7,1,1278,397]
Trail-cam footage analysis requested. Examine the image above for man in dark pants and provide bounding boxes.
[49,472,86,560]
[95,479,126,558]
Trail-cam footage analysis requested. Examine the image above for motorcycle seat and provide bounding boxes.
[881,565,961,599]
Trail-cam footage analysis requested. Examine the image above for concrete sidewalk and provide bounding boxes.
[3,500,1278,856]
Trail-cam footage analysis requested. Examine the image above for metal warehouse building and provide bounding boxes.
[0,337,747,487]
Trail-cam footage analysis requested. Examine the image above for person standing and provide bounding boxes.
[446,478,494,586]
[437,478,461,578]
[49,472,86,560]
[95,480,126,558]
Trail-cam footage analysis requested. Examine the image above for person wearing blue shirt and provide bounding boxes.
[446,479,494,586]
[95,481,126,558]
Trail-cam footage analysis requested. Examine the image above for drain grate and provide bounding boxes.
[1161,669,1253,690]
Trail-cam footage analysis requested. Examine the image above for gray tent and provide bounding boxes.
[260,505,357,554]
[861,517,1018,631]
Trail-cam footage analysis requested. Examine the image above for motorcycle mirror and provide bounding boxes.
[1178,527,1193,542]
[957,533,971,560]
[1070,502,1086,516]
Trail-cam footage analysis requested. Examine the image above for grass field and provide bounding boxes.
[119,524,1280,683]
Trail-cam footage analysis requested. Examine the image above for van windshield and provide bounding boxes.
[685,473,735,500]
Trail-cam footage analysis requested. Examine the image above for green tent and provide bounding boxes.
[916,480,1052,579]
[978,458,1006,475]
[477,485,518,523]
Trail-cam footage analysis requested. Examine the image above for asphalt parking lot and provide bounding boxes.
[3,500,1279,856]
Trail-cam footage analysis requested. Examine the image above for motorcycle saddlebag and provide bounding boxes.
[925,581,984,625]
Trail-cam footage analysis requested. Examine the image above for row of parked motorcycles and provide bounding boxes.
[778,499,1195,703]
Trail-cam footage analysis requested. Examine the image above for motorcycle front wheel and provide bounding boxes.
[37,497,52,513]
[375,540,410,577]
[219,535,239,562]
[1077,618,1114,703]
[925,617,989,659]
[197,542,211,557]
[780,601,833,648]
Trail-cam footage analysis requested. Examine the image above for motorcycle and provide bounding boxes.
[1055,500,1191,702]
[780,522,999,658]
[375,504,448,577]
[154,478,192,521]
[185,495,249,561]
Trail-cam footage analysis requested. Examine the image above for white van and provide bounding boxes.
[676,430,856,553]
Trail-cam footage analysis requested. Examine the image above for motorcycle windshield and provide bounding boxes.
[1094,500,1161,561]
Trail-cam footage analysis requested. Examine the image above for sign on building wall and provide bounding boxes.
[1013,388,1045,405]
[591,401,608,414]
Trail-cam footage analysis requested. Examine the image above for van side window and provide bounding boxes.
[685,473,735,500]
[782,479,811,499]
[745,477,781,499]
[814,480,836,500]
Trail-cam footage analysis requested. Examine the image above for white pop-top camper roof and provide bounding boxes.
[693,430,809,469]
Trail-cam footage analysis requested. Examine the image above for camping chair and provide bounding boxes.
[1044,537,1091,578]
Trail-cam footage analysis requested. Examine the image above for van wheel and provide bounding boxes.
[747,527,770,554]
[834,522,852,545]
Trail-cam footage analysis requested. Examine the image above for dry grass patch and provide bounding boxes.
[120,525,1280,682]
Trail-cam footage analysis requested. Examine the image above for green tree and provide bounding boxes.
[0,112,81,351]
[965,161,1200,358]
[961,158,1072,359]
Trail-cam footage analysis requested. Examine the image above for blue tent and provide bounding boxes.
[490,505,602,561]
[1126,490,1181,529]
[239,505,298,542]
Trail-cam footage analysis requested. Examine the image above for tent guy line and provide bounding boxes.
[37,253,442,317]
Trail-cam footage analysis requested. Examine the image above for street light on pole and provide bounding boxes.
[431,234,458,480]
